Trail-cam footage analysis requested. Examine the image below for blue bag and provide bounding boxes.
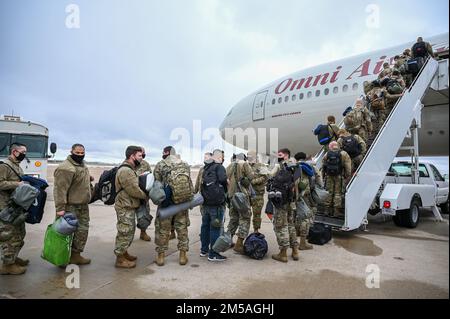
[244,232,268,260]
[300,162,314,177]
[21,175,49,224]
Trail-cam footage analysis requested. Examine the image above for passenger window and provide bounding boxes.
[272,98,276,105]
[315,90,320,97]
[299,93,304,100]
[352,83,359,91]
[307,91,312,98]
[343,84,348,92]
[292,94,296,101]
[324,88,329,95]
[278,97,282,104]
[285,96,289,103]
[333,86,338,94]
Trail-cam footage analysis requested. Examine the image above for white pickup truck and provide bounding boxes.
[370,161,449,228]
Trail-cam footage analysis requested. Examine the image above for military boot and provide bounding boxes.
[179,251,188,266]
[291,245,299,261]
[169,230,176,240]
[15,257,30,267]
[140,230,151,242]
[124,251,137,261]
[233,237,245,254]
[115,255,136,268]
[271,248,288,263]
[156,252,165,266]
[0,263,27,275]
[70,252,91,265]
[299,236,313,250]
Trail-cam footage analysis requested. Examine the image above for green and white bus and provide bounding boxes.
[0,115,56,179]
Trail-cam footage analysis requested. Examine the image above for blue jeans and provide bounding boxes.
[200,205,224,256]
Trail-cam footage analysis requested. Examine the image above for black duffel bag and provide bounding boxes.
[308,223,332,245]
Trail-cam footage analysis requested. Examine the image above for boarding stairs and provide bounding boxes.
[313,57,448,230]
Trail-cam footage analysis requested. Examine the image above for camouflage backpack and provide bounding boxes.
[165,161,194,204]
[368,88,385,110]
[344,108,363,130]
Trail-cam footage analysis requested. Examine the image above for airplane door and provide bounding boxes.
[252,91,267,121]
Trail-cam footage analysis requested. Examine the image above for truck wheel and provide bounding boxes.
[439,198,449,214]
[403,198,421,228]
[393,213,404,227]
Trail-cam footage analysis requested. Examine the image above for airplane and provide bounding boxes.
[220,33,449,160]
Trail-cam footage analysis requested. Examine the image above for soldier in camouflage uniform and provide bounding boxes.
[367,80,387,131]
[247,150,269,233]
[344,99,373,141]
[114,146,148,268]
[378,62,393,80]
[337,129,367,173]
[293,152,324,250]
[54,144,93,266]
[226,153,254,254]
[321,142,352,217]
[154,146,193,266]
[135,147,152,242]
[0,143,27,275]
[270,148,298,262]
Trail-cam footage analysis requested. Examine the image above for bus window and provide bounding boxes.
[11,134,48,158]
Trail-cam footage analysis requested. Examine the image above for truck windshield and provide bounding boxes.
[0,133,48,158]
[389,162,430,177]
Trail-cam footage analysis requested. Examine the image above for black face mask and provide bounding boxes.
[15,152,26,162]
[134,159,141,167]
[71,154,85,164]
[162,154,169,159]
[278,157,284,163]
[142,154,146,159]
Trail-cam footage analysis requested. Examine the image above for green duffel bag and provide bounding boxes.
[41,224,73,266]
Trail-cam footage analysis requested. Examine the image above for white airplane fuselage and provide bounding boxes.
[220,33,449,158]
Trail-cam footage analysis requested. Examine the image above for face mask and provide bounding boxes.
[162,154,169,159]
[134,159,141,167]
[278,157,284,163]
[142,154,146,159]
[71,153,85,164]
[15,152,26,162]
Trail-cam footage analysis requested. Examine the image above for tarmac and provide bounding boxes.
[0,165,448,299]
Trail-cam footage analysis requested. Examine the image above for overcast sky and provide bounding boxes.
[0,0,448,170]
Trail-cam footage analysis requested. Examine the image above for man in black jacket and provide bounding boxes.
[199,149,228,262]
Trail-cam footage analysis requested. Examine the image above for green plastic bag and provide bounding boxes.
[41,224,73,266]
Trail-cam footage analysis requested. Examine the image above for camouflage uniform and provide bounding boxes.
[249,162,268,231]
[113,161,148,255]
[321,150,352,216]
[367,87,386,131]
[226,160,254,240]
[154,155,192,253]
[345,107,373,141]
[270,159,298,248]
[54,156,92,253]
[0,157,24,265]
[135,159,152,231]
[295,172,315,238]
[337,133,367,173]
[383,86,404,117]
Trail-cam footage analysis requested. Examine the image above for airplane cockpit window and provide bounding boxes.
[343,84,349,92]
[307,91,312,98]
[352,83,359,91]
[315,90,320,97]
[333,86,338,94]
[292,94,296,101]
[227,109,232,116]
[324,88,330,95]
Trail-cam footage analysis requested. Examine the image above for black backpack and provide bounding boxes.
[341,135,361,158]
[267,164,295,206]
[244,232,268,260]
[315,124,334,145]
[95,164,130,205]
[407,57,424,76]
[324,151,342,176]
[412,41,428,58]
[308,223,332,245]
[201,163,225,206]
